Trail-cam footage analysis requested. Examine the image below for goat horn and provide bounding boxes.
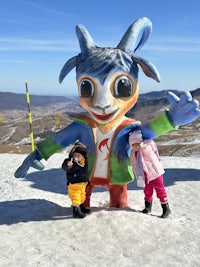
[117,17,152,54]
[76,24,96,55]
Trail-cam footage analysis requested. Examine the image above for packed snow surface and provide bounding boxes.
[0,153,200,267]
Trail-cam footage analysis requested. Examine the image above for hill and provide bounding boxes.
[0,92,81,111]
[0,89,200,156]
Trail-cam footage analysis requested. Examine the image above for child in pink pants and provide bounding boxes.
[129,130,171,218]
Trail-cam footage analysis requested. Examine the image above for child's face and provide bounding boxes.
[131,143,140,151]
[73,152,84,162]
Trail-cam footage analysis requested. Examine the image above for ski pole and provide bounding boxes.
[25,81,35,152]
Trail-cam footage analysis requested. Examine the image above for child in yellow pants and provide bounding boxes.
[62,142,90,218]
[68,182,88,207]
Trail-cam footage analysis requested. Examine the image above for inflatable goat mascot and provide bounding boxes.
[15,17,200,208]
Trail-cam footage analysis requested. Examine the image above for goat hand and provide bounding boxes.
[14,150,44,178]
[167,91,200,127]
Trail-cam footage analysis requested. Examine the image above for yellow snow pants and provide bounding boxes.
[68,182,88,207]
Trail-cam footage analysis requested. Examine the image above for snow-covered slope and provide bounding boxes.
[0,153,200,267]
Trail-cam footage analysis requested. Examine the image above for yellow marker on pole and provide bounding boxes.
[25,81,35,151]
[0,116,4,124]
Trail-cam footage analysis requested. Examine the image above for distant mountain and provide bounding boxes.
[0,92,78,110]
[0,88,199,111]
[138,88,200,101]
[190,88,200,97]
[128,88,200,119]
[137,89,180,102]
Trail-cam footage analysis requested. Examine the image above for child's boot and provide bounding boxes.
[73,206,86,218]
[161,203,171,218]
[142,201,152,214]
[80,204,91,214]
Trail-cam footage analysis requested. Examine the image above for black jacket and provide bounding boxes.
[62,158,89,185]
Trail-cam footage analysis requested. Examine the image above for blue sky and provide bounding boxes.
[1,0,200,96]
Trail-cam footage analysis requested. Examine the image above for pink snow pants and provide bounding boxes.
[144,175,168,203]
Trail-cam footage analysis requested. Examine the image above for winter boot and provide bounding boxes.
[161,203,171,218]
[80,204,91,214]
[72,206,86,219]
[142,201,152,214]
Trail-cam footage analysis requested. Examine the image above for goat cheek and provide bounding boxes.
[79,98,90,110]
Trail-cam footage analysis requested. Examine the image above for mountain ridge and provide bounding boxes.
[1,88,200,111]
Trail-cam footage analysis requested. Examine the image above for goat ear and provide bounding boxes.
[59,56,78,83]
[132,55,160,82]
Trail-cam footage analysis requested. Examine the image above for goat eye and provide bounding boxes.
[79,79,94,97]
[114,76,132,97]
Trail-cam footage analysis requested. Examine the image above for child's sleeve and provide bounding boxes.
[62,158,70,171]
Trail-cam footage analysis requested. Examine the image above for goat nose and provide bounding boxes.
[94,104,111,114]
[94,98,112,112]
[94,88,112,110]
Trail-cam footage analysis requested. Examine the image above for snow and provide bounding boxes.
[0,153,200,267]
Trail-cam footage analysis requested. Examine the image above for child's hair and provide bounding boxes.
[69,141,88,159]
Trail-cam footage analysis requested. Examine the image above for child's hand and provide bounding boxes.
[140,142,147,149]
[67,158,73,167]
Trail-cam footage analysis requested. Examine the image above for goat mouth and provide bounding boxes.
[91,110,118,121]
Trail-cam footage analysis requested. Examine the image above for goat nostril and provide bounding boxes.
[94,104,111,114]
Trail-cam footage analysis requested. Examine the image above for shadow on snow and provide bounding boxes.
[14,166,199,193]
[0,199,72,225]
[0,167,199,225]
